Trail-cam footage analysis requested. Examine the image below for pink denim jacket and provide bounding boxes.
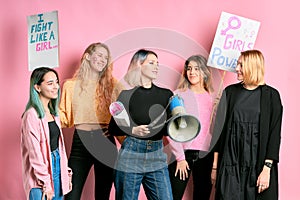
[21,107,72,199]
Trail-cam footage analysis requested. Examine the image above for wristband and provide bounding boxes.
[264,162,272,168]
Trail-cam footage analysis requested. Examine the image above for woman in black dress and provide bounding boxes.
[211,50,283,200]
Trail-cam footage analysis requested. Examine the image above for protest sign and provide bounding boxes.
[207,12,260,72]
[27,10,59,71]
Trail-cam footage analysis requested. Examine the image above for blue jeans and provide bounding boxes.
[115,137,173,200]
[29,148,63,200]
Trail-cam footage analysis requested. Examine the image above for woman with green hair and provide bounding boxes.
[21,67,72,200]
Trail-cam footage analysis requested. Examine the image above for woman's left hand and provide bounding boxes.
[68,168,73,191]
[175,160,190,180]
[211,168,217,185]
[256,166,271,193]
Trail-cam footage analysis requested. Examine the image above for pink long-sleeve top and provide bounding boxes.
[166,89,214,161]
[21,107,72,199]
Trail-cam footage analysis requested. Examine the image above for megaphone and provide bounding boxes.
[167,94,201,142]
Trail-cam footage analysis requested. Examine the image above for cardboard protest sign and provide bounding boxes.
[27,10,59,71]
[207,12,260,72]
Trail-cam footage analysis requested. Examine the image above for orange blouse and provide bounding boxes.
[59,79,112,128]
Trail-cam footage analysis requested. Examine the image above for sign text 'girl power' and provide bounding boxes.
[207,12,260,72]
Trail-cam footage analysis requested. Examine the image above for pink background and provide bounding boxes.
[0,0,298,199]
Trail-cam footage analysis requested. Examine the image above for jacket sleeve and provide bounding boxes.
[59,80,74,128]
[211,89,228,153]
[165,137,186,161]
[266,89,283,163]
[21,111,53,193]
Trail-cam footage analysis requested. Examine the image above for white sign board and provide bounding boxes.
[207,12,260,72]
[27,10,59,71]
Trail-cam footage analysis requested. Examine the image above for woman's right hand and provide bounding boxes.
[132,125,150,137]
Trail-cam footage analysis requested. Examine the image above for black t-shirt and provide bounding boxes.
[109,84,173,140]
[48,121,60,151]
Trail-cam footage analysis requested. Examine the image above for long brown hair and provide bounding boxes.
[177,55,213,93]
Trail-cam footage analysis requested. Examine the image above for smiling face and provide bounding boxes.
[186,60,202,86]
[87,46,109,73]
[140,53,159,81]
[236,57,244,81]
[34,71,59,102]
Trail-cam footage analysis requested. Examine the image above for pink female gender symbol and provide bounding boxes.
[221,16,242,35]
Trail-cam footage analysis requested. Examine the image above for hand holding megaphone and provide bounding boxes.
[109,96,200,142]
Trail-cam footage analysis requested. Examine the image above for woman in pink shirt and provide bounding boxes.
[21,67,72,200]
[167,55,215,200]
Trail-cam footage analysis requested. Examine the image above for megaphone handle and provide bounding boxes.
[150,117,174,129]
[148,94,184,128]
[148,99,172,127]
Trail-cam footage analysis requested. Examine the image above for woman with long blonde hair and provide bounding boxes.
[60,42,118,200]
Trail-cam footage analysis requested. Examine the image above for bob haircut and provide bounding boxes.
[124,49,158,87]
[23,67,60,119]
[239,49,265,86]
[177,55,213,93]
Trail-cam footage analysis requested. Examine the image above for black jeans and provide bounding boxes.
[65,129,117,200]
[168,150,214,200]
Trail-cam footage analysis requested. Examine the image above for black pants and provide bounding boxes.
[65,129,117,200]
[168,150,214,200]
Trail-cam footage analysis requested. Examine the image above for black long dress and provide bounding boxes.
[216,85,261,200]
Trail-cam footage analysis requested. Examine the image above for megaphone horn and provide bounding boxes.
[167,95,201,142]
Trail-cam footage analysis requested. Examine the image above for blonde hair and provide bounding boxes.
[73,42,115,108]
[177,55,213,93]
[240,49,265,86]
[124,49,158,87]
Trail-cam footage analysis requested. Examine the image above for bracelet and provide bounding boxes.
[212,168,217,170]
[264,162,272,168]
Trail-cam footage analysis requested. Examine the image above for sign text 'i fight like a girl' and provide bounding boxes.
[27,10,59,71]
